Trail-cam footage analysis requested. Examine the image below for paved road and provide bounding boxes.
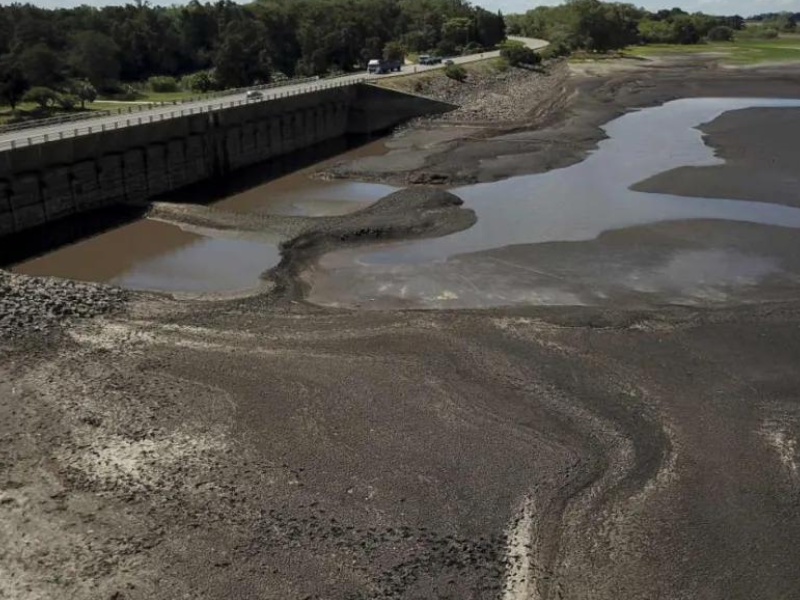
[0,37,546,152]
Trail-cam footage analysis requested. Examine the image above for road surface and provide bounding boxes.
[0,37,547,152]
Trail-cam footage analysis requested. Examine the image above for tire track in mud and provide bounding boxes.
[437,317,676,600]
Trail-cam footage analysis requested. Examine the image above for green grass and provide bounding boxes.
[97,89,201,104]
[1,89,206,125]
[376,56,505,93]
[626,34,800,65]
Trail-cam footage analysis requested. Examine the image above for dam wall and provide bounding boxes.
[0,84,453,238]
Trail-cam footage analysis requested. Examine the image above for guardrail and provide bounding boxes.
[0,77,365,152]
[0,75,336,136]
[0,110,113,133]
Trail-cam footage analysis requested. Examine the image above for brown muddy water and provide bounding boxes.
[12,139,395,293]
[11,98,800,305]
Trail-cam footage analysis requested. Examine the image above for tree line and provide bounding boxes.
[0,0,506,110]
[506,0,751,54]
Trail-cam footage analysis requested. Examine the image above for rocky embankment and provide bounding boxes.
[0,270,127,339]
[318,60,572,185]
[396,59,570,126]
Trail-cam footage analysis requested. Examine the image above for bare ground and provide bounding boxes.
[321,57,800,186]
[3,55,800,600]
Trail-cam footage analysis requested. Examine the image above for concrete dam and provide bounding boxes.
[0,83,453,239]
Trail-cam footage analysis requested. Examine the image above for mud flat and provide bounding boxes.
[632,105,800,206]
[307,96,800,309]
[321,58,800,186]
[2,55,800,600]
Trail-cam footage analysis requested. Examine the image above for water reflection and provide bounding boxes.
[310,97,800,307]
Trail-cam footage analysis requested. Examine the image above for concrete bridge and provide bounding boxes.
[0,82,454,239]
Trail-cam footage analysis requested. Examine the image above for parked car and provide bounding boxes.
[246,90,264,101]
[367,59,402,74]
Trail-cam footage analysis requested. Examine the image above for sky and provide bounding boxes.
[18,0,800,17]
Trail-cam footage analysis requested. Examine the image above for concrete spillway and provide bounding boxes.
[0,84,453,239]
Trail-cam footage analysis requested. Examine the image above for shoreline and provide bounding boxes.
[320,57,800,186]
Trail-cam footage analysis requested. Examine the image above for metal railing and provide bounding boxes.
[0,110,113,133]
[0,74,345,136]
[0,77,365,152]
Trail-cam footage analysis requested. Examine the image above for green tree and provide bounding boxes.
[213,19,271,87]
[0,57,28,110]
[183,70,215,92]
[71,79,97,109]
[765,13,796,32]
[670,14,700,44]
[19,44,64,88]
[707,26,734,41]
[383,41,405,62]
[442,17,472,48]
[68,30,121,88]
[638,18,675,43]
[474,8,506,48]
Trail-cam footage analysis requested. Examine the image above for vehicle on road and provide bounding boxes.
[367,59,402,74]
[246,90,264,101]
[443,59,454,66]
[418,55,442,65]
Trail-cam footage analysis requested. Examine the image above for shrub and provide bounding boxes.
[22,86,60,109]
[500,43,542,67]
[57,94,80,110]
[540,41,571,60]
[462,42,484,55]
[755,27,779,39]
[147,75,179,93]
[183,71,215,93]
[707,26,734,41]
[444,63,467,82]
[117,84,143,101]
[737,26,780,40]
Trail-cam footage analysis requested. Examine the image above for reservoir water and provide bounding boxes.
[13,139,394,293]
[12,97,800,304]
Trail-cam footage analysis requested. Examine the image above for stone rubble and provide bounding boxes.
[401,60,568,126]
[0,270,128,339]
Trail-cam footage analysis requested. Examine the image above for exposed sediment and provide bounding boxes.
[323,58,800,186]
[0,270,127,340]
[149,187,476,299]
[632,105,800,206]
[3,55,800,600]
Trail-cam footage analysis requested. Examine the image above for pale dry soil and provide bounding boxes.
[3,299,800,600]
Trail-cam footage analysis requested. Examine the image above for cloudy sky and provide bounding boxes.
[21,0,800,17]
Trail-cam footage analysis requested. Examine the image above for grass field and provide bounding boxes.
[626,33,800,64]
[0,90,208,125]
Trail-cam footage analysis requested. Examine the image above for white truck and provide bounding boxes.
[367,59,402,74]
